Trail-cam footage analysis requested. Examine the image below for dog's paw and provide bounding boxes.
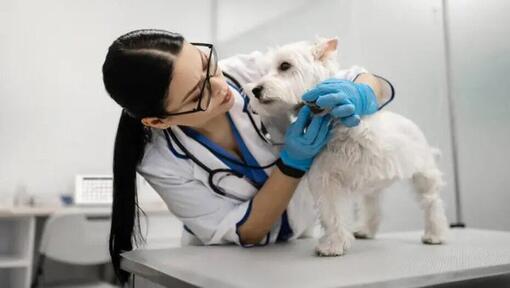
[422,222,449,245]
[315,233,352,256]
[421,233,445,245]
[353,228,375,239]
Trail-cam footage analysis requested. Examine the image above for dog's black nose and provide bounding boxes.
[252,85,264,99]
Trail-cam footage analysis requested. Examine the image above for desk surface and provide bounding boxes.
[0,202,169,217]
[121,228,510,288]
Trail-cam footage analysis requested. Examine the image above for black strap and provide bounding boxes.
[276,158,305,178]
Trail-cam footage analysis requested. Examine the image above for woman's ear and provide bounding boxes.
[141,116,173,129]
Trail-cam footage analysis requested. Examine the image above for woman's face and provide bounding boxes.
[141,41,235,129]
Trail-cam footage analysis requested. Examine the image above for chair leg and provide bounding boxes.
[31,254,46,288]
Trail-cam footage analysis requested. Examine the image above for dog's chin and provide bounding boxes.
[258,98,276,105]
[252,98,290,118]
[252,104,275,118]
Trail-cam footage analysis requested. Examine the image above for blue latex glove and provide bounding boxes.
[302,78,378,127]
[279,106,333,172]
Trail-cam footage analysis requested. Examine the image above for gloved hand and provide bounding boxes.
[302,78,378,127]
[279,105,332,173]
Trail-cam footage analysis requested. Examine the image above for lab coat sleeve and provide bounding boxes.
[218,50,270,88]
[144,174,263,247]
[335,65,395,109]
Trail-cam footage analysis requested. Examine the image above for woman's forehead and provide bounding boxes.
[167,42,202,106]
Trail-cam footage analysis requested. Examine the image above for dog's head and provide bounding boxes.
[245,37,340,118]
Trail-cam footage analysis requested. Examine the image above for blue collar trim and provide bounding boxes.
[179,112,268,187]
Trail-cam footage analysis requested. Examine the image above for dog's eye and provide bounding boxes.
[278,61,292,72]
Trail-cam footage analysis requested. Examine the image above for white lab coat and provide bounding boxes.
[136,51,373,247]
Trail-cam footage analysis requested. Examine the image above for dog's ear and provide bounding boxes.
[312,37,338,61]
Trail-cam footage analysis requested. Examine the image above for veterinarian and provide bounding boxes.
[102,29,394,284]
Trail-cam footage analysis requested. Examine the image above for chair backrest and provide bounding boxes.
[39,210,111,265]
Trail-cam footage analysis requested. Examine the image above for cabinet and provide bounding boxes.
[0,216,35,288]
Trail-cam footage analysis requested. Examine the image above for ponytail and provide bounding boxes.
[102,29,185,286]
[109,111,148,284]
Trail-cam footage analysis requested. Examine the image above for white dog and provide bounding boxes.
[244,38,450,256]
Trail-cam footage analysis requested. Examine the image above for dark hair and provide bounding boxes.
[102,29,185,285]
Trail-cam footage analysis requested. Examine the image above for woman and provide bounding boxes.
[102,29,393,284]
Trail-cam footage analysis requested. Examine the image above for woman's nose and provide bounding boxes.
[210,76,228,95]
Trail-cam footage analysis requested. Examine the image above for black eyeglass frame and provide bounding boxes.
[163,42,217,116]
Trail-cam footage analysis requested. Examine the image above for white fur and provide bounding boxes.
[244,38,450,256]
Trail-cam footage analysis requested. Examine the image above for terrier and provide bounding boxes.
[244,38,450,256]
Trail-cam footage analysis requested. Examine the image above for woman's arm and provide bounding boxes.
[237,167,301,244]
[355,73,383,103]
[239,107,331,245]
[354,73,394,109]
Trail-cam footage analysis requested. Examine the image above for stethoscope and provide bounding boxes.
[162,72,279,201]
[224,72,283,147]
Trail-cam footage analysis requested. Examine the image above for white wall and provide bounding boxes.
[446,0,510,230]
[0,0,212,204]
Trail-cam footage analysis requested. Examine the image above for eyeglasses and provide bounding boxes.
[164,42,218,116]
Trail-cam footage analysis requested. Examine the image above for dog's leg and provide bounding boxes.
[308,172,353,256]
[353,192,382,239]
[315,191,354,256]
[412,169,450,244]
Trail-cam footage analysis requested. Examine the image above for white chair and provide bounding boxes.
[31,211,118,288]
